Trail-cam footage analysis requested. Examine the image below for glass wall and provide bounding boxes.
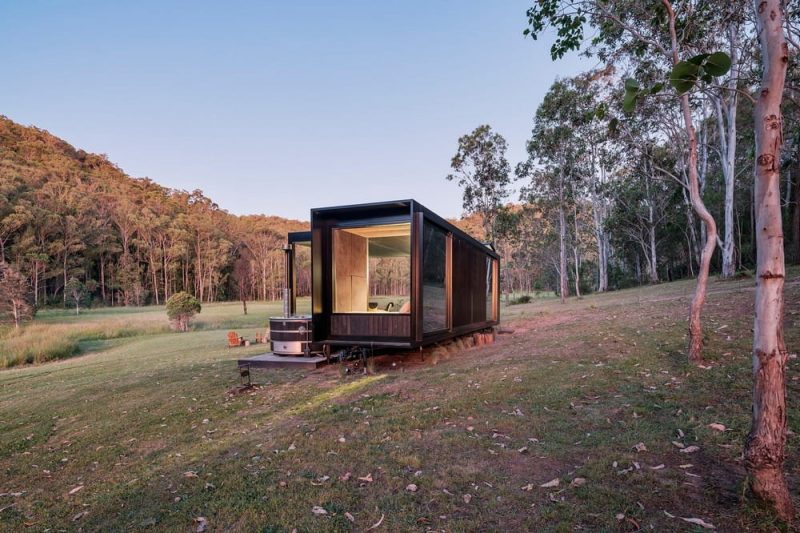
[486,257,496,321]
[293,241,312,315]
[332,223,411,313]
[422,222,448,332]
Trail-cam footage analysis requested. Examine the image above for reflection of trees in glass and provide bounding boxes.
[293,246,312,297]
[486,258,494,321]
[422,223,447,332]
[368,257,410,296]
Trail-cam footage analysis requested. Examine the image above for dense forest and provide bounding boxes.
[0,116,308,307]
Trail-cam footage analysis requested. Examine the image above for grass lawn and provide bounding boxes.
[0,275,798,531]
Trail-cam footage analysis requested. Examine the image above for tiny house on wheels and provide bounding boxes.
[246,200,500,367]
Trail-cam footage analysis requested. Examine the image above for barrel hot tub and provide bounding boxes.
[269,316,313,356]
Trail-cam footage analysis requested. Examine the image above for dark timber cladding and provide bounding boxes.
[310,199,500,349]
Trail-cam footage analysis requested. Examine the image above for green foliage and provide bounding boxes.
[669,52,732,94]
[447,124,511,241]
[622,78,640,112]
[524,1,586,60]
[166,291,201,332]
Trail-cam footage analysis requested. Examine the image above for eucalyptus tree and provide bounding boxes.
[744,0,794,519]
[606,142,674,284]
[0,262,35,328]
[570,69,621,292]
[517,78,590,302]
[709,8,748,278]
[525,0,735,363]
[525,0,796,518]
[446,125,511,242]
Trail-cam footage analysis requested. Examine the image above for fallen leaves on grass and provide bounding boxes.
[311,506,328,516]
[358,473,373,483]
[633,442,647,452]
[194,517,208,532]
[540,478,560,488]
[368,513,385,530]
[183,471,198,478]
[521,483,534,491]
[339,472,352,482]
[68,485,84,495]
[680,517,716,529]
[679,445,700,454]
[345,512,355,522]
[406,484,418,492]
[708,423,726,432]
[569,477,587,487]
[462,494,472,504]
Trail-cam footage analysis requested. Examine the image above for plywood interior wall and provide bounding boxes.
[333,229,368,312]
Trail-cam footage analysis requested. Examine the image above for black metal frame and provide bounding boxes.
[297,199,499,350]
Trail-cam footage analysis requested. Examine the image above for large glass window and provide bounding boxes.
[333,223,410,313]
[422,223,448,332]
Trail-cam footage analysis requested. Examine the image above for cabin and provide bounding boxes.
[276,199,499,356]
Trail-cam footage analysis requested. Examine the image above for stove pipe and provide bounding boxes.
[282,244,293,318]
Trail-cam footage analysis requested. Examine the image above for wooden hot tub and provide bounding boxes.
[269,316,313,356]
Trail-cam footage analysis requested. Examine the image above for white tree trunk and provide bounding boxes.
[745,0,794,520]
[715,24,740,278]
[559,204,567,303]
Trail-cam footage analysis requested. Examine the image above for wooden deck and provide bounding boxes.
[237,353,327,369]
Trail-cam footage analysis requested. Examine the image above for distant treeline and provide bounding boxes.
[0,116,308,307]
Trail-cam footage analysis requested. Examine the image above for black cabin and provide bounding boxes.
[282,199,499,352]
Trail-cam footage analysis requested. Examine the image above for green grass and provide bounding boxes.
[0,300,306,368]
[0,277,798,531]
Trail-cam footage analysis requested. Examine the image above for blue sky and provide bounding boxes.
[0,1,590,221]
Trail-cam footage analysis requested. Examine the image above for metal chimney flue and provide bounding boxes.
[282,244,293,318]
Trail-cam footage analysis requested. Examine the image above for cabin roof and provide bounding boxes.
[308,199,499,259]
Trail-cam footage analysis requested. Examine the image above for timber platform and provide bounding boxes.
[237,353,327,370]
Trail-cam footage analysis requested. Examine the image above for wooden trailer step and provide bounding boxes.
[238,353,327,370]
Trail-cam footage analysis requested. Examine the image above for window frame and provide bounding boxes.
[331,220,412,315]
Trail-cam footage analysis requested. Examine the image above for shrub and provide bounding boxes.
[509,294,532,305]
[166,292,201,332]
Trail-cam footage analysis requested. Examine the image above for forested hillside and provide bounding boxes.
[0,116,307,307]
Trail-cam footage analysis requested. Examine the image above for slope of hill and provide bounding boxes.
[0,115,307,310]
[0,273,797,529]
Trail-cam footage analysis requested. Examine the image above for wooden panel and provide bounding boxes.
[331,314,411,338]
[451,238,489,328]
[333,229,367,312]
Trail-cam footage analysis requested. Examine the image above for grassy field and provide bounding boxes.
[0,300,309,368]
[0,275,799,531]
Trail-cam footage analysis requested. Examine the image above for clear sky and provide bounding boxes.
[0,1,590,221]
